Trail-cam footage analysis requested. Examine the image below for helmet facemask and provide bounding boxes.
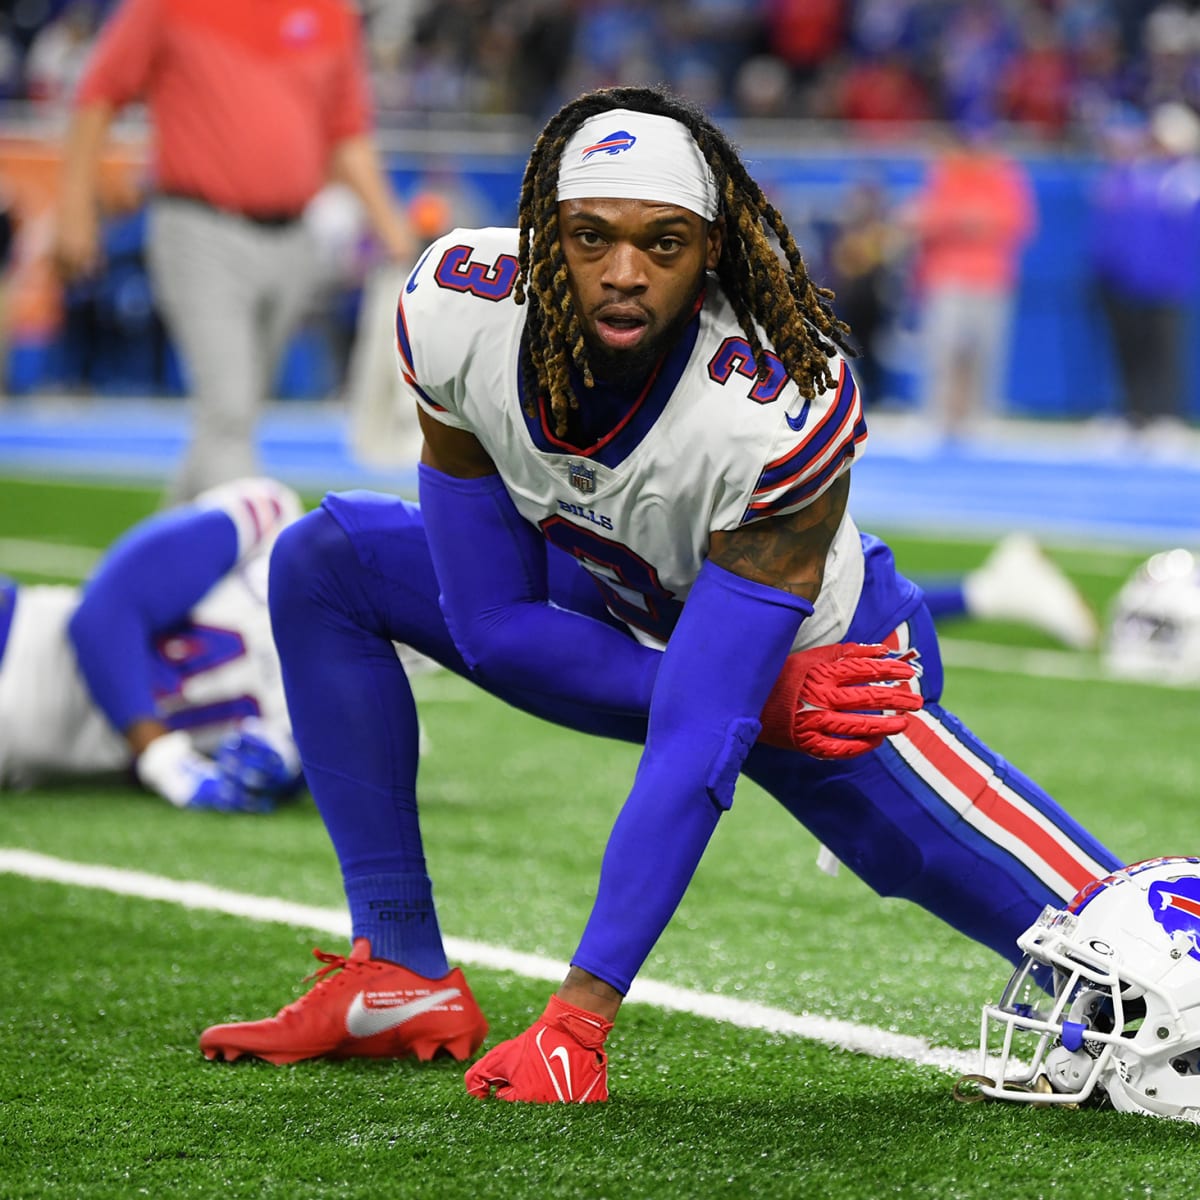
[959,857,1200,1122]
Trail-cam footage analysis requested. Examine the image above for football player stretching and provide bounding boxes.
[200,86,1122,1100]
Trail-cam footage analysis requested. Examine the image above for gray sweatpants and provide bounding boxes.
[921,284,1014,437]
[147,198,321,502]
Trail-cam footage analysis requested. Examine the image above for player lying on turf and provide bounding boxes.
[0,477,305,812]
[199,86,1124,1099]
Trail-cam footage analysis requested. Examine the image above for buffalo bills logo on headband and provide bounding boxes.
[1149,875,1200,961]
[581,131,637,161]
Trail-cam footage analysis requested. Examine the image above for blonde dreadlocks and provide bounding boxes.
[514,85,854,438]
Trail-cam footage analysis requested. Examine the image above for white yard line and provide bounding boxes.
[0,847,979,1076]
[937,638,1106,683]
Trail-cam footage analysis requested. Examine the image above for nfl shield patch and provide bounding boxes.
[568,461,596,494]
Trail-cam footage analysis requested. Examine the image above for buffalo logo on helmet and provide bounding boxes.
[581,131,637,161]
[1067,855,1200,914]
[1149,876,1200,960]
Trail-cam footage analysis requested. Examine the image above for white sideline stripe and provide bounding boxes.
[0,848,978,1076]
[938,637,1104,682]
[0,533,1138,581]
[0,537,99,579]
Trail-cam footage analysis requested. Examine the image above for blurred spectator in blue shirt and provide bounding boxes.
[1089,101,1200,442]
[935,1,1020,127]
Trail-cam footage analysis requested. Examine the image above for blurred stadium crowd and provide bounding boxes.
[0,0,1198,447]
[2,0,1200,143]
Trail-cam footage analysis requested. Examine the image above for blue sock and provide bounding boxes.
[268,505,455,978]
[345,872,449,977]
[920,581,969,621]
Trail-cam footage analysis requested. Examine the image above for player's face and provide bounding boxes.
[558,198,722,382]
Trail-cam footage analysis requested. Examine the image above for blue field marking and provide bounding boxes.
[0,399,418,495]
[0,400,1196,546]
[851,450,1200,546]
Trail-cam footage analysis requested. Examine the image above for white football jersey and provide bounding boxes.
[398,227,867,649]
[0,478,300,789]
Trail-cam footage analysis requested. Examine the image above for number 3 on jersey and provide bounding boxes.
[541,516,683,642]
[434,245,518,301]
[707,337,788,403]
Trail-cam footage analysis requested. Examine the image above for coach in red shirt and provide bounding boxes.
[54,0,412,500]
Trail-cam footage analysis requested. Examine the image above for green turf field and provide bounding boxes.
[2,475,1198,1200]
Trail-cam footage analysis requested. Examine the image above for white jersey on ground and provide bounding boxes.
[397,227,867,649]
[0,478,301,789]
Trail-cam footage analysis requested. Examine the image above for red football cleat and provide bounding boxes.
[200,939,488,1065]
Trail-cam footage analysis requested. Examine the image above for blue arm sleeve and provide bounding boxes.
[418,462,660,714]
[68,507,240,735]
[571,559,814,994]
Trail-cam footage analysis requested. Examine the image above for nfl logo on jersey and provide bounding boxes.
[568,462,596,494]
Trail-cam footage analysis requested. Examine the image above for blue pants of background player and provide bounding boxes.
[268,490,1121,979]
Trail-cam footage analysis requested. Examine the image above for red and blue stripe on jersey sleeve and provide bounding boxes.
[395,293,445,412]
[741,361,866,524]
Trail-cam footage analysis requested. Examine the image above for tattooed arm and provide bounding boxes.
[707,473,850,602]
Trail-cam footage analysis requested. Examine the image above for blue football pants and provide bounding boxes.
[269,492,1122,967]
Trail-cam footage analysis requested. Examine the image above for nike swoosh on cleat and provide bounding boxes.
[345,987,462,1039]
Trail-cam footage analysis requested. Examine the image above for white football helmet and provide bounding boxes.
[1104,549,1200,684]
[969,856,1200,1121]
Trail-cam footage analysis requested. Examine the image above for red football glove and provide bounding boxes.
[759,642,924,758]
[465,994,612,1103]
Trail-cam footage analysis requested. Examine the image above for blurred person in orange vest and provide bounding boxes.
[901,121,1036,441]
[53,0,413,502]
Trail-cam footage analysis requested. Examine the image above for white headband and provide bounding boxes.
[556,110,719,221]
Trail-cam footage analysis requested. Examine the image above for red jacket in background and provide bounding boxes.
[75,0,373,217]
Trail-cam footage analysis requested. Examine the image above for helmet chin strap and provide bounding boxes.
[952,1071,1083,1109]
[1043,1042,1096,1092]
[952,1070,1093,1110]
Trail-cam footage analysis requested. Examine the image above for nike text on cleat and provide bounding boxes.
[199,940,487,1066]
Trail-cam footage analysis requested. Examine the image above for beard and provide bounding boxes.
[580,276,706,387]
